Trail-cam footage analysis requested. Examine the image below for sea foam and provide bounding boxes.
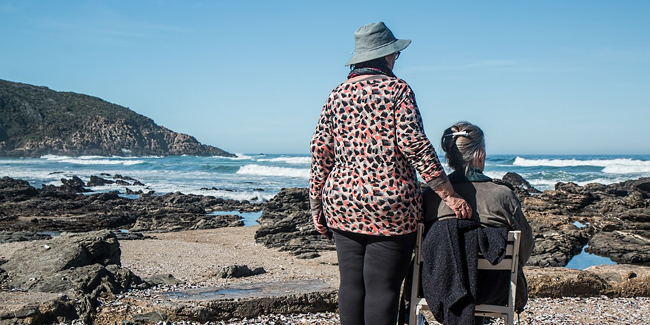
[236,164,309,178]
[257,156,311,165]
[41,155,144,165]
[226,153,255,160]
[513,156,650,170]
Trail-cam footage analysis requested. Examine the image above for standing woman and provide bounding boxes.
[309,22,472,325]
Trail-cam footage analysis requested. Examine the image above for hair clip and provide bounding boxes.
[444,131,469,138]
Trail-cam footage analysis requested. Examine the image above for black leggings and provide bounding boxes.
[333,230,416,325]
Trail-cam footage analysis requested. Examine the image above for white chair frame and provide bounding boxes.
[409,223,521,325]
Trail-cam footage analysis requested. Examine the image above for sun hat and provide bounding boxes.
[345,21,411,66]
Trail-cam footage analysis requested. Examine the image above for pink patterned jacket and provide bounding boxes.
[310,75,448,236]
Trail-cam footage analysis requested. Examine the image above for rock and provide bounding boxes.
[0,231,52,244]
[60,175,88,192]
[0,291,77,325]
[524,184,596,214]
[526,220,589,267]
[526,265,650,298]
[0,176,39,201]
[501,172,541,197]
[254,188,335,257]
[586,230,650,264]
[87,175,114,187]
[2,230,121,289]
[144,274,183,286]
[95,279,338,323]
[585,265,650,297]
[0,230,147,324]
[297,252,322,259]
[526,267,611,298]
[191,215,244,230]
[215,265,266,278]
[132,311,168,323]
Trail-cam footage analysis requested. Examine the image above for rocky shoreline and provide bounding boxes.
[0,175,261,238]
[1,173,649,324]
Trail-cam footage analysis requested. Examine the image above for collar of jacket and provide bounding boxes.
[448,167,492,183]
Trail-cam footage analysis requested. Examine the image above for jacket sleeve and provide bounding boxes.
[394,83,448,189]
[309,100,335,209]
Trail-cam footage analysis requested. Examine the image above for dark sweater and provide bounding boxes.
[421,218,508,325]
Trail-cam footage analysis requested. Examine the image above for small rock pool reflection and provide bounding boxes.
[565,221,617,270]
[209,210,263,227]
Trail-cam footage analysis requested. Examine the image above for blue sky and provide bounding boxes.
[1,1,648,155]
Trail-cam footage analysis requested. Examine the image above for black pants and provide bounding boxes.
[333,229,416,325]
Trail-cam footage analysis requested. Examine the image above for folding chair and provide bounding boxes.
[409,223,521,325]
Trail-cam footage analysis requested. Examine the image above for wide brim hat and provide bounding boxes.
[345,21,411,66]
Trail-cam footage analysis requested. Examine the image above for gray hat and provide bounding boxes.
[345,21,411,66]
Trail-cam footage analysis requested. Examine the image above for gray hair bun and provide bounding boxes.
[441,122,485,173]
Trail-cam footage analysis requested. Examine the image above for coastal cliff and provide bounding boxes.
[0,79,233,157]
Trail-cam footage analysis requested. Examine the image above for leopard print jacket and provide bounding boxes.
[310,75,448,236]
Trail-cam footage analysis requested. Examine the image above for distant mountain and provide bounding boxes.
[0,79,234,157]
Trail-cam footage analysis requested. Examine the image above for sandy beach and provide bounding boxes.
[88,226,650,325]
[118,226,340,288]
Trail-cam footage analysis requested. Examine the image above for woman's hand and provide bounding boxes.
[312,210,331,238]
[434,180,473,219]
[441,194,472,219]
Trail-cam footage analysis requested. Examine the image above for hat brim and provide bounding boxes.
[345,39,411,66]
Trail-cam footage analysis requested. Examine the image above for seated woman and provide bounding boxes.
[421,121,534,325]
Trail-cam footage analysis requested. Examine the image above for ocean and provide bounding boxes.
[2,154,650,203]
[2,153,648,269]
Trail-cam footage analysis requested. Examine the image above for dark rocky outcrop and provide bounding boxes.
[254,188,335,257]
[520,178,650,266]
[0,176,258,235]
[0,230,148,324]
[0,79,233,157]
[501,171,542,198]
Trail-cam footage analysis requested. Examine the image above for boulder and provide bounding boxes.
[87,175,114,187]
[501,172,541,197]
[0,230,147,324]
[215,265,266,278]
[586,230,650,264]
[254,188,335,256]
[526,267,610,298]
[60,175,88,193]
[0,176,39,201]
[585,264,650,297]
[526,265,650,298]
